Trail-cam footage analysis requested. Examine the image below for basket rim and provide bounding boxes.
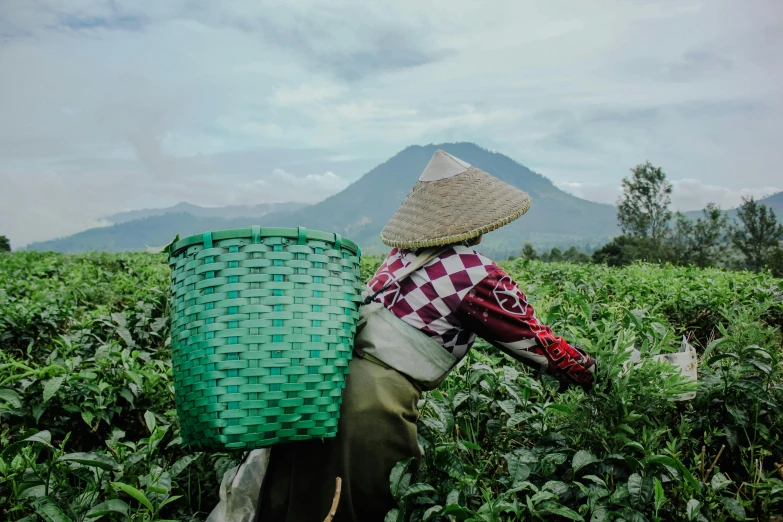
[170,226,361,257]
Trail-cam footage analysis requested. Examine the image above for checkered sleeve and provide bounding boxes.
[456,265,596,390]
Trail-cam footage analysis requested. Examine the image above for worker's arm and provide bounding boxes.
[456,265,596,391]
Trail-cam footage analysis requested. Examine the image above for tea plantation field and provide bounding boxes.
[1,251,782,521]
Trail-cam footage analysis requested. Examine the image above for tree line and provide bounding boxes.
[519,161,783,276]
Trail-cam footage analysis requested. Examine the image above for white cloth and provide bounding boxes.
[206,449,270,522]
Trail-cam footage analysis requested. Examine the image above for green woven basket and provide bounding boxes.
[168,226,363,451]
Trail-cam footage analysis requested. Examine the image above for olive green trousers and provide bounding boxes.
[255,355,422,521]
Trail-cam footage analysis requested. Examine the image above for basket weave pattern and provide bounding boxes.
[169,227,363,450]
[381,166,531,249]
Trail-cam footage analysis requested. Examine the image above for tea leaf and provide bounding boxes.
[112,482,153,512]
[85,499,130,519]
[389,459,411,498]
[144,410,156,433]
[34,497,72,522]
[0,388,22,409]
[170,455,196,477]
[686,499,701,520]
[710,472,732,492]
[384,508,402,522]
[627,473,653,509]
[43,376,65,403]
[58,452,118,471]
[653,478,665,510]
[719,497,745,520]
[544,504,584,521]
[572,450,600,474]
[402,483,436,497]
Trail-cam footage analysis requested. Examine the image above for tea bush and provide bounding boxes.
[0,252,781,521]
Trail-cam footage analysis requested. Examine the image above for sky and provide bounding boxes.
[1,0,782,247]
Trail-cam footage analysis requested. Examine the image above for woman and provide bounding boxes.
[257,150,596,521]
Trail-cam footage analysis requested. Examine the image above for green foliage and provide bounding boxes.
[0,252,230,521]
[730,197,783,272]
[617,161,673,241]
[0,236,9,253]
[365,256,783,522]
[671,204,729,268]
[2,252,782,521]
[521,243,539,261]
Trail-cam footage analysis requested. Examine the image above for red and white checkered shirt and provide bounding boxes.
[366,245,596,388]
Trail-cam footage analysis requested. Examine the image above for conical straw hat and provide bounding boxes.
[381,150,532,248]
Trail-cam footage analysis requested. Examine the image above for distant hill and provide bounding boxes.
[257,143,620,256]
[106,201,305,224]
[685,191,783,220]
[28,143,622,257]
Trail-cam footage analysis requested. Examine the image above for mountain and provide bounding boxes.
[684,191,783,221]
[106,201,306,224]
[28,143,621,256]
[257,143,620,256]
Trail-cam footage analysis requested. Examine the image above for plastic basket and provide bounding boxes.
[168,226,363,450]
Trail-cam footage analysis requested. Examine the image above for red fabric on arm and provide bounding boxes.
[456,265,596,387]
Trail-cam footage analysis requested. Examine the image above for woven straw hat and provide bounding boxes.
[381,150,532,248]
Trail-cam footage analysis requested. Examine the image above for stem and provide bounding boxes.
[323,477,342,522]
[705,445,725,480]
[699,445,706,481]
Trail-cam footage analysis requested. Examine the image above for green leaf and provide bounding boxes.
[111,312,127,328]
[620,508,650,522]
[572,450,600,474]
[81,411,94,427]
[623,441,645,453]
[720,497,745,520]
[497,399,516,415]
[33,404,46,424]
[711,472,732,492]
[653,478,665,510]
[0,388,22,409]
[389,459,411,498]
[384,508,402,522]
[506,456,531,486]
[701,337,729,363]
[157,495,183,511]
[628,473,653,509]
[582,475,607,489]
[543,480,570,499]
[144,411,156,433]
[590,505,609,522]
[544,504,584,521]
[430,400,454,434]
[86,499,130,519]
[423,506,443,521]
[402,483,437,497]
[119,388,135,406]
[117,327,134,346]
[507,412,530,428]
[35,497,72,522]
[647,455,699,490]
[460,440,481,451]
[112,482,154,512]
[58,452,118,471]
[26,430,53,447]
[43,375,65,403]
[453,391,470,409]
[434,448,463,476]
[547,403,572,413]
[170,455,196,477]
[686,499,701,521]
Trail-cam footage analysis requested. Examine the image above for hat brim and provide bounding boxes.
[381,166,532,249]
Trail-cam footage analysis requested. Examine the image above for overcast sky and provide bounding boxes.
[2,0,782,246]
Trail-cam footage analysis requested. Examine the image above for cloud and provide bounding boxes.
[1,0,782,246]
